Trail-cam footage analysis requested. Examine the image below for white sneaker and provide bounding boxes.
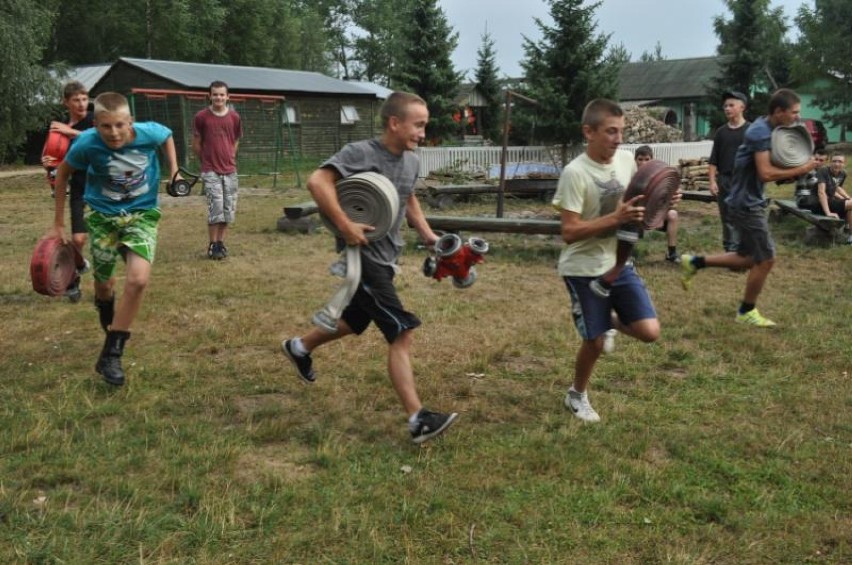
[602,329,617,354]
[564,388,601,422]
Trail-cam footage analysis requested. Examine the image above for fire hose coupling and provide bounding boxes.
[422,233,489,289]
[166,167,201,197]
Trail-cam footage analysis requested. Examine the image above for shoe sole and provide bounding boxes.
[735,319,777,328]
[281,340,315,384]
[95,364,125,386]
[564,398,601,423]
[412,412,459,444]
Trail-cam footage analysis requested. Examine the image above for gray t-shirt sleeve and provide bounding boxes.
[322,143,372,178]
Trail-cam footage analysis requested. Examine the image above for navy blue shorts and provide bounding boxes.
[563,265,657,340]
[342,255,421,344]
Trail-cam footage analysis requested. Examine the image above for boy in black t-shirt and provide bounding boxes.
[708,91,750,252]
[42,80,94,301]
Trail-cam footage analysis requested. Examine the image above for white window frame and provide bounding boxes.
[283,104,300,125]
[340,105,360,125]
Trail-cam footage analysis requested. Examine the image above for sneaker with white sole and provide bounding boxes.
[565,388,601,422]
[735,308,777,328]
[602,329,617,354]
[410,409,458,444]
[281,339,316,383]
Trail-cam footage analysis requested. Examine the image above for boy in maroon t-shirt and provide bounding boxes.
[192,80,242,260]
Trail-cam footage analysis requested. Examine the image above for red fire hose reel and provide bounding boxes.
[422,233,489,288]
[30,237,81,297]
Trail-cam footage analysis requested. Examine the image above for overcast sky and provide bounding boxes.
[438,0,812,79]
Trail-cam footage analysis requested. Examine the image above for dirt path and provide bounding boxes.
[0,167,42,179]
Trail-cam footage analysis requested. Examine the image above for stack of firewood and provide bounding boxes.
[623,107,684,144]
[679,157,710,191]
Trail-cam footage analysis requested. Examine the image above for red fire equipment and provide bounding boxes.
[422,233,489,288]
[42,130,71,189]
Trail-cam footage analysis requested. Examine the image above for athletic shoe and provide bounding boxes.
[410,409,458,444]
[217,241,228,258]
[77,258,91,275]
[564,388,601,422]
[208,242,225,260]
[65,276,82,303]
[665,251,679,263]
[602,329,617,354]
[281,339,315,383]
[680,254,698,290]
[735,309,777,328]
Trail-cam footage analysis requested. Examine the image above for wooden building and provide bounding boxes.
[89,57,381,166]
[618,56,726,141]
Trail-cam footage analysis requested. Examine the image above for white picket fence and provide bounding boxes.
[618,141,714,167]
[415,146,556,177]
[416,141,714,177]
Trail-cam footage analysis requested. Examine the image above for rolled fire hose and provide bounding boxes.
[770,122,814,168]
[312,172,400,333]
[31,238,80,296]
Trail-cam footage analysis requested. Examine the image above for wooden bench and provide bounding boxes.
[773,198,846,243]
[276,200,563,236]
[425,215,561,235]
[277,200,320,234]
[423,179,557,209]
[680,190,716,203]
[283,200,319,219]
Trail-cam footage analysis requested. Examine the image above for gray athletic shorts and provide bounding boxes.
[730,206,775,263]
[203,171,238,224]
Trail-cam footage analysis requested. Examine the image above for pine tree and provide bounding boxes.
[795,0,852,141]
[519,0,620,157]
[391,0,463,143]
[474,30,502,144]
[711,0,792,120]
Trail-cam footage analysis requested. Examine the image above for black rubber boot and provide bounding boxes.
[94,295,115,332]
[96,330,130,386]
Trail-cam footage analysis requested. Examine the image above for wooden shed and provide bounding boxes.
[90,57,381,167]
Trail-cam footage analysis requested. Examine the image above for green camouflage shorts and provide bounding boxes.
[86,208,161,282]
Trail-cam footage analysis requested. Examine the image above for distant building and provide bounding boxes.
[88,57,382,164]
[618,56,726,140]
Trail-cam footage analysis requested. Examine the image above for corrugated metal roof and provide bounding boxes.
[618,56,727,101]
[119,57,377,97]
[52,64,111,91]
[346,80,394,99]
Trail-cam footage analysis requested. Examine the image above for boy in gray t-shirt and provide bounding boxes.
[281,92,459,444]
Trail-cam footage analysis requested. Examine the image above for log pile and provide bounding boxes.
[623,107,683,144]
[679,157,711,191]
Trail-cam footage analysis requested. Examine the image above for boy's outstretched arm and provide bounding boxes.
[162,136,181,182]
[45,161,74,242]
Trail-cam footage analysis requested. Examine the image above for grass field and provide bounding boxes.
[1,168,850,564]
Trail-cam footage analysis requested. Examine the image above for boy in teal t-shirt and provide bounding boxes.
[47,92,181,386]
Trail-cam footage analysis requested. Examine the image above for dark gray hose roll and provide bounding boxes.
[771,123,814,168]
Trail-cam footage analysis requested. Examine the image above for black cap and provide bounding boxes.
[722,90,748,105]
